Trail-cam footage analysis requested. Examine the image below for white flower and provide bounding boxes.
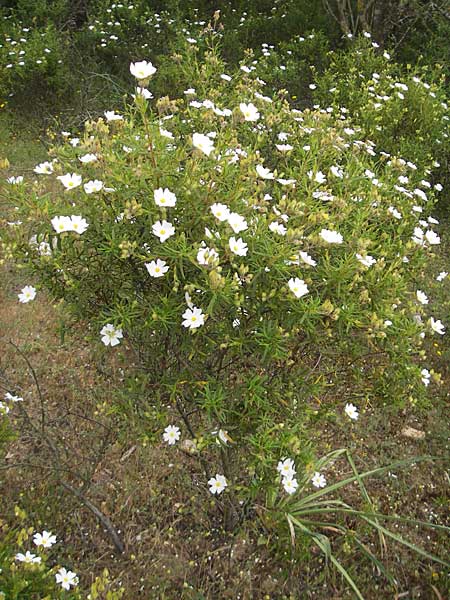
[84,179,103,194]
[78,153,97,164]
[213,428,231,445]
[154,187,177,207]
[69,215,89,234]
[104,111,123,121]
[6,176,23,184]
[308,170,326,184]
[269,221,287,236]
[208,474,227,495]
[416,290,428,305]
[134,86,153,99]
[299,251,317,267]
[0,401,10,414]
[356,254,376,268]
[33,530,57,548]
[344,403,359,420]
[15,551,41,564]
[4,392,23,402]
[145,259,169,278]
[57,173,82,190]
[55,567,79,591]
[278,181,296,191]
[229,236,248,256]
[197,246,219,266]
[163,425,181,445]
[100,324,123,347]
[429,317,445,335]
[51,215,72,233]
[210,202,230,222]
[421,369,431,386]
[34,161,54,174]
[282,477,298,495]
[425,230,440,245]
[311,472,327,488]
[320,229,343,244]
[288,277,309,298]
[276,144,293,152]
[228,212,248,234]
[130,60,157,80]
[388,206,402,220]
[182,306,205,329]
[256,165,274,179]
[159,128,174,140]
[330,165,344,178]
[152,220,175,242]
[18,285,36,303]
[436,271,448,282]
[192,133,214,156]
[277,458,296,478]
[414,188,427,202]
[239,102,260,121]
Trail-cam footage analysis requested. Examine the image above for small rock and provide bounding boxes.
[180,439,198,455]
[401,426,425,440]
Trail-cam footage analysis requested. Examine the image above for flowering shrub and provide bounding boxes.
[313,37,450,172]
[0,16,71,105]
[3,42,447,532]
[0,507,122,598]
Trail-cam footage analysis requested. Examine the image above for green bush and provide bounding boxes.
[313,38,450,173]
[0,17,73,108]
[4,40,445,517]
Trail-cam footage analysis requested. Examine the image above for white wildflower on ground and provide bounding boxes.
[277,458,296,479]
[100,324,123,347]
[18,285,36,303]
[311,472,327,488]
[15,551,41,564]
[282,477,299,494]
[429,317,445,335]
[55,567,79,591]
[208,474,227,495]
[163,425,181,445]
[344,403,359,420]
[33,530,57,548]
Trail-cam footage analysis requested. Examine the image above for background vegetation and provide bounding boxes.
[0,1,449,598]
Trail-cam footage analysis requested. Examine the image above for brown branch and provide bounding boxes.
[60,481,125,554]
